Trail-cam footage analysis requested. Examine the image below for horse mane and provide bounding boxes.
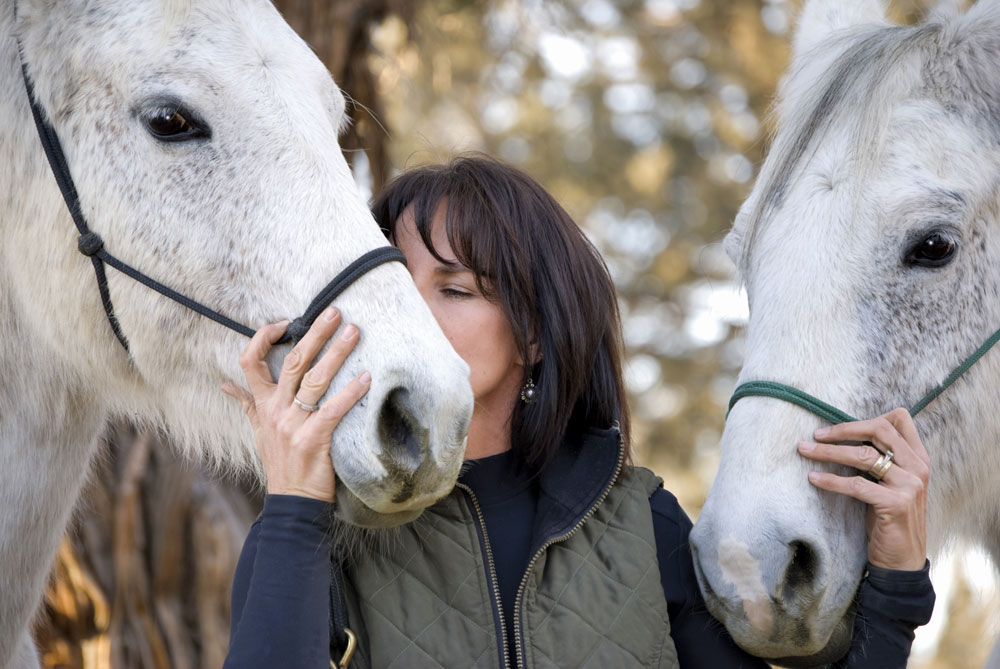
[737,20,943,273]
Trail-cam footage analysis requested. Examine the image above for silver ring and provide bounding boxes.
[867,448,894,482]
[293,396,320,412]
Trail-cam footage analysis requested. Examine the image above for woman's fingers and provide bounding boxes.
[798,440,908,485]
[807,467,926,570]
[275,307,343,406]
[302,371,373,439]
[803,408,930,571]
[224,311,366,504]
[885,407,931,469]
[814,413,917,471]
[222,381,260,431]
[294,323,360,408]
[238,320,289,397]
[806,470,890,506]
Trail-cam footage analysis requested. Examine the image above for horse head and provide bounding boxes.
[6,0,473,528]
[690,0,1000,663]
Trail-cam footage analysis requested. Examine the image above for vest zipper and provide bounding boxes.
[511,443,625,669]
[456,483,512,669]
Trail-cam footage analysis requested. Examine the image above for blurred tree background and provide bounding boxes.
[34,0,998,667]
[369,0,791,513]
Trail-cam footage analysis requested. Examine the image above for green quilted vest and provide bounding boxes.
[339,465,679,669]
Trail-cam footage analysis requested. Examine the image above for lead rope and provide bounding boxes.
[18,45,405,352]
[729,381,857,424]
[728,321,1000,424]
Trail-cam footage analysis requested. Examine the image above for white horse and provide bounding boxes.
[1,1,473,666]
[690,0,1000,664]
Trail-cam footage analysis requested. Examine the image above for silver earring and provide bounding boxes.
[520,378,536,403]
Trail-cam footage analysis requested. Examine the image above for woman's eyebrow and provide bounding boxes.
[434,263,472,276]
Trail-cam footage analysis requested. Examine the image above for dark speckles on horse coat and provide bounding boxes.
[694,0,1000,662]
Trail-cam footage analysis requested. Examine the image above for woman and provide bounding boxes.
[223,156,933,668]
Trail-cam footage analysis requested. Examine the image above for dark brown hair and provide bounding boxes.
[372,155,630,473]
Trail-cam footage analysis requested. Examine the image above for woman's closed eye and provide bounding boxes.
[441,286,474,299]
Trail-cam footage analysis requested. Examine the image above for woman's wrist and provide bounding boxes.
[262,493,334,519]
[865,559,930,578]
[868,556,927,572]
[265,482,335,503]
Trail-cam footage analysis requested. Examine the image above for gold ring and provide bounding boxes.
[293,396,320,412]
[867,448,894,482]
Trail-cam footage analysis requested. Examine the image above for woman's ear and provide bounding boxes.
[526,336,542,367]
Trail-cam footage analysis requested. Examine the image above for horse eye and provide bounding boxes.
[906,232,956,268]
[144,106,208,142]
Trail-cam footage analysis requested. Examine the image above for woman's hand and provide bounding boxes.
[222,306,371,503]
[797,408,930,571]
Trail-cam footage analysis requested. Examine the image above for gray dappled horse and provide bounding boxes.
[691,0,1000,665]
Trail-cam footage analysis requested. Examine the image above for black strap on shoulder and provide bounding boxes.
[19,47,404,352]
[330,546,352,663]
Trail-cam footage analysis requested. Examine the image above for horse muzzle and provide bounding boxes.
[329,368,471,529]
[689,517,861,662]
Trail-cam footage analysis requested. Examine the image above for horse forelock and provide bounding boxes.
[739,2,1000,279]
[737,20,943,277]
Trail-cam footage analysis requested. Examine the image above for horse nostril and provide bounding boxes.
[782,539,820,605]
[377,387,427,478]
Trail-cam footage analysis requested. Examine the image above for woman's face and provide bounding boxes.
[394,205,525,411]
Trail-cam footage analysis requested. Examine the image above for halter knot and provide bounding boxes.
[78,232,104,257]
[284,317,309,343]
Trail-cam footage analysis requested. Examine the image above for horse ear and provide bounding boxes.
[723,228,742,266]
[926,0,964,22]
[723,211,747,267]
[792,0,889,60]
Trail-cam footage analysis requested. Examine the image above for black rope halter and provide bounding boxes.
[18,47,404,354]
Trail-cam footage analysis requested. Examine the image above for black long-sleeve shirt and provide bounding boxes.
[226,451,934,668]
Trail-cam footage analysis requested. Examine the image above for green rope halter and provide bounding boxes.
[728,323,1000,424]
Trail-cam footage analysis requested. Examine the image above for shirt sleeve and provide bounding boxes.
[831,561,935,669]
[650,488,770,668]
[224,494,335,669]
[228,510,261,639]
[650,489,935,669]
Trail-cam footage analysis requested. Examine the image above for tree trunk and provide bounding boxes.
[33,2,418,666]
[35,426,258,669]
